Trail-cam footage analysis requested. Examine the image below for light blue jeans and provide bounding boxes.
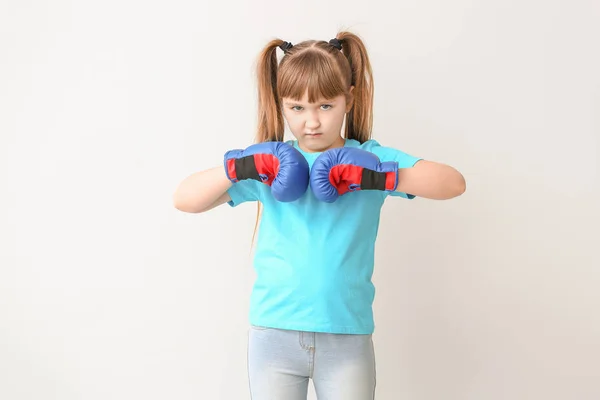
[247,325,377,400]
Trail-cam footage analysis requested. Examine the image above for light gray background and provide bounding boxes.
[1,1,598,399]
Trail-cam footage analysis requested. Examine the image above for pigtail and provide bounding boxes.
[336,32,374,143]
[252,39,289,249]
[255,40,287,143]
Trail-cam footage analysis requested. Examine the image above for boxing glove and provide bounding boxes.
[224,142,309,202]
[310,147,399,202]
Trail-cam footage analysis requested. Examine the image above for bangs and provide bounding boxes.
[277,50,348,103]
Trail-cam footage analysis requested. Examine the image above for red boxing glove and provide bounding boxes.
[224,142,310,202]
[310,147,399,202]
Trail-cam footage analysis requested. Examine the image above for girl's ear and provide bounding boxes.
[345,86,355,113]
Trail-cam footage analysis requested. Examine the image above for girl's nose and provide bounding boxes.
[305,111,320,129]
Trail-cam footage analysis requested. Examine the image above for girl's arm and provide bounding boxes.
[396,160,466,200]
[173,166,232,213]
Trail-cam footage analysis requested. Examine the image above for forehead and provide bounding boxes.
[282,90,343,105]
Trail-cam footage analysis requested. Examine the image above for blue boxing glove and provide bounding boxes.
[224,142,309,202]
[310,147,399,203]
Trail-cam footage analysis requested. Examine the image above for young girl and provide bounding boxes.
[174,31,465,400]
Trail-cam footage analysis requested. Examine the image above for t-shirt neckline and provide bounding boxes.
[292,138,349,157]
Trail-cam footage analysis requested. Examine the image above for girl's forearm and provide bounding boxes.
[173,166,232,213]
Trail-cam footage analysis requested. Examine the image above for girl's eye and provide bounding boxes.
[290,104,332,111]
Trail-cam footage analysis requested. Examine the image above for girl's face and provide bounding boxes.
[282,89,353,153]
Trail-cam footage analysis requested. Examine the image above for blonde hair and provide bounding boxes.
[251,31,375,246]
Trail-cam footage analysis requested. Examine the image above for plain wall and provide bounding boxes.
[1,0,598,399]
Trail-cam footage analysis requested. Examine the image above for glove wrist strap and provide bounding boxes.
[361,169,398,191]
[226,155,261,182]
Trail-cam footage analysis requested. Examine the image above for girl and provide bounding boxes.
[174,31,465,400]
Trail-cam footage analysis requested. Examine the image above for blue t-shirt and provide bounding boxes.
[226,138,422,334]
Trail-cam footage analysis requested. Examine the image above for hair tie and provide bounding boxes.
[279,41,293,53]
[329,38,343,50]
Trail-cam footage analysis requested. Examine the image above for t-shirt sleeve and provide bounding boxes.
[367,141,423,199]
[226,179,263,207]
